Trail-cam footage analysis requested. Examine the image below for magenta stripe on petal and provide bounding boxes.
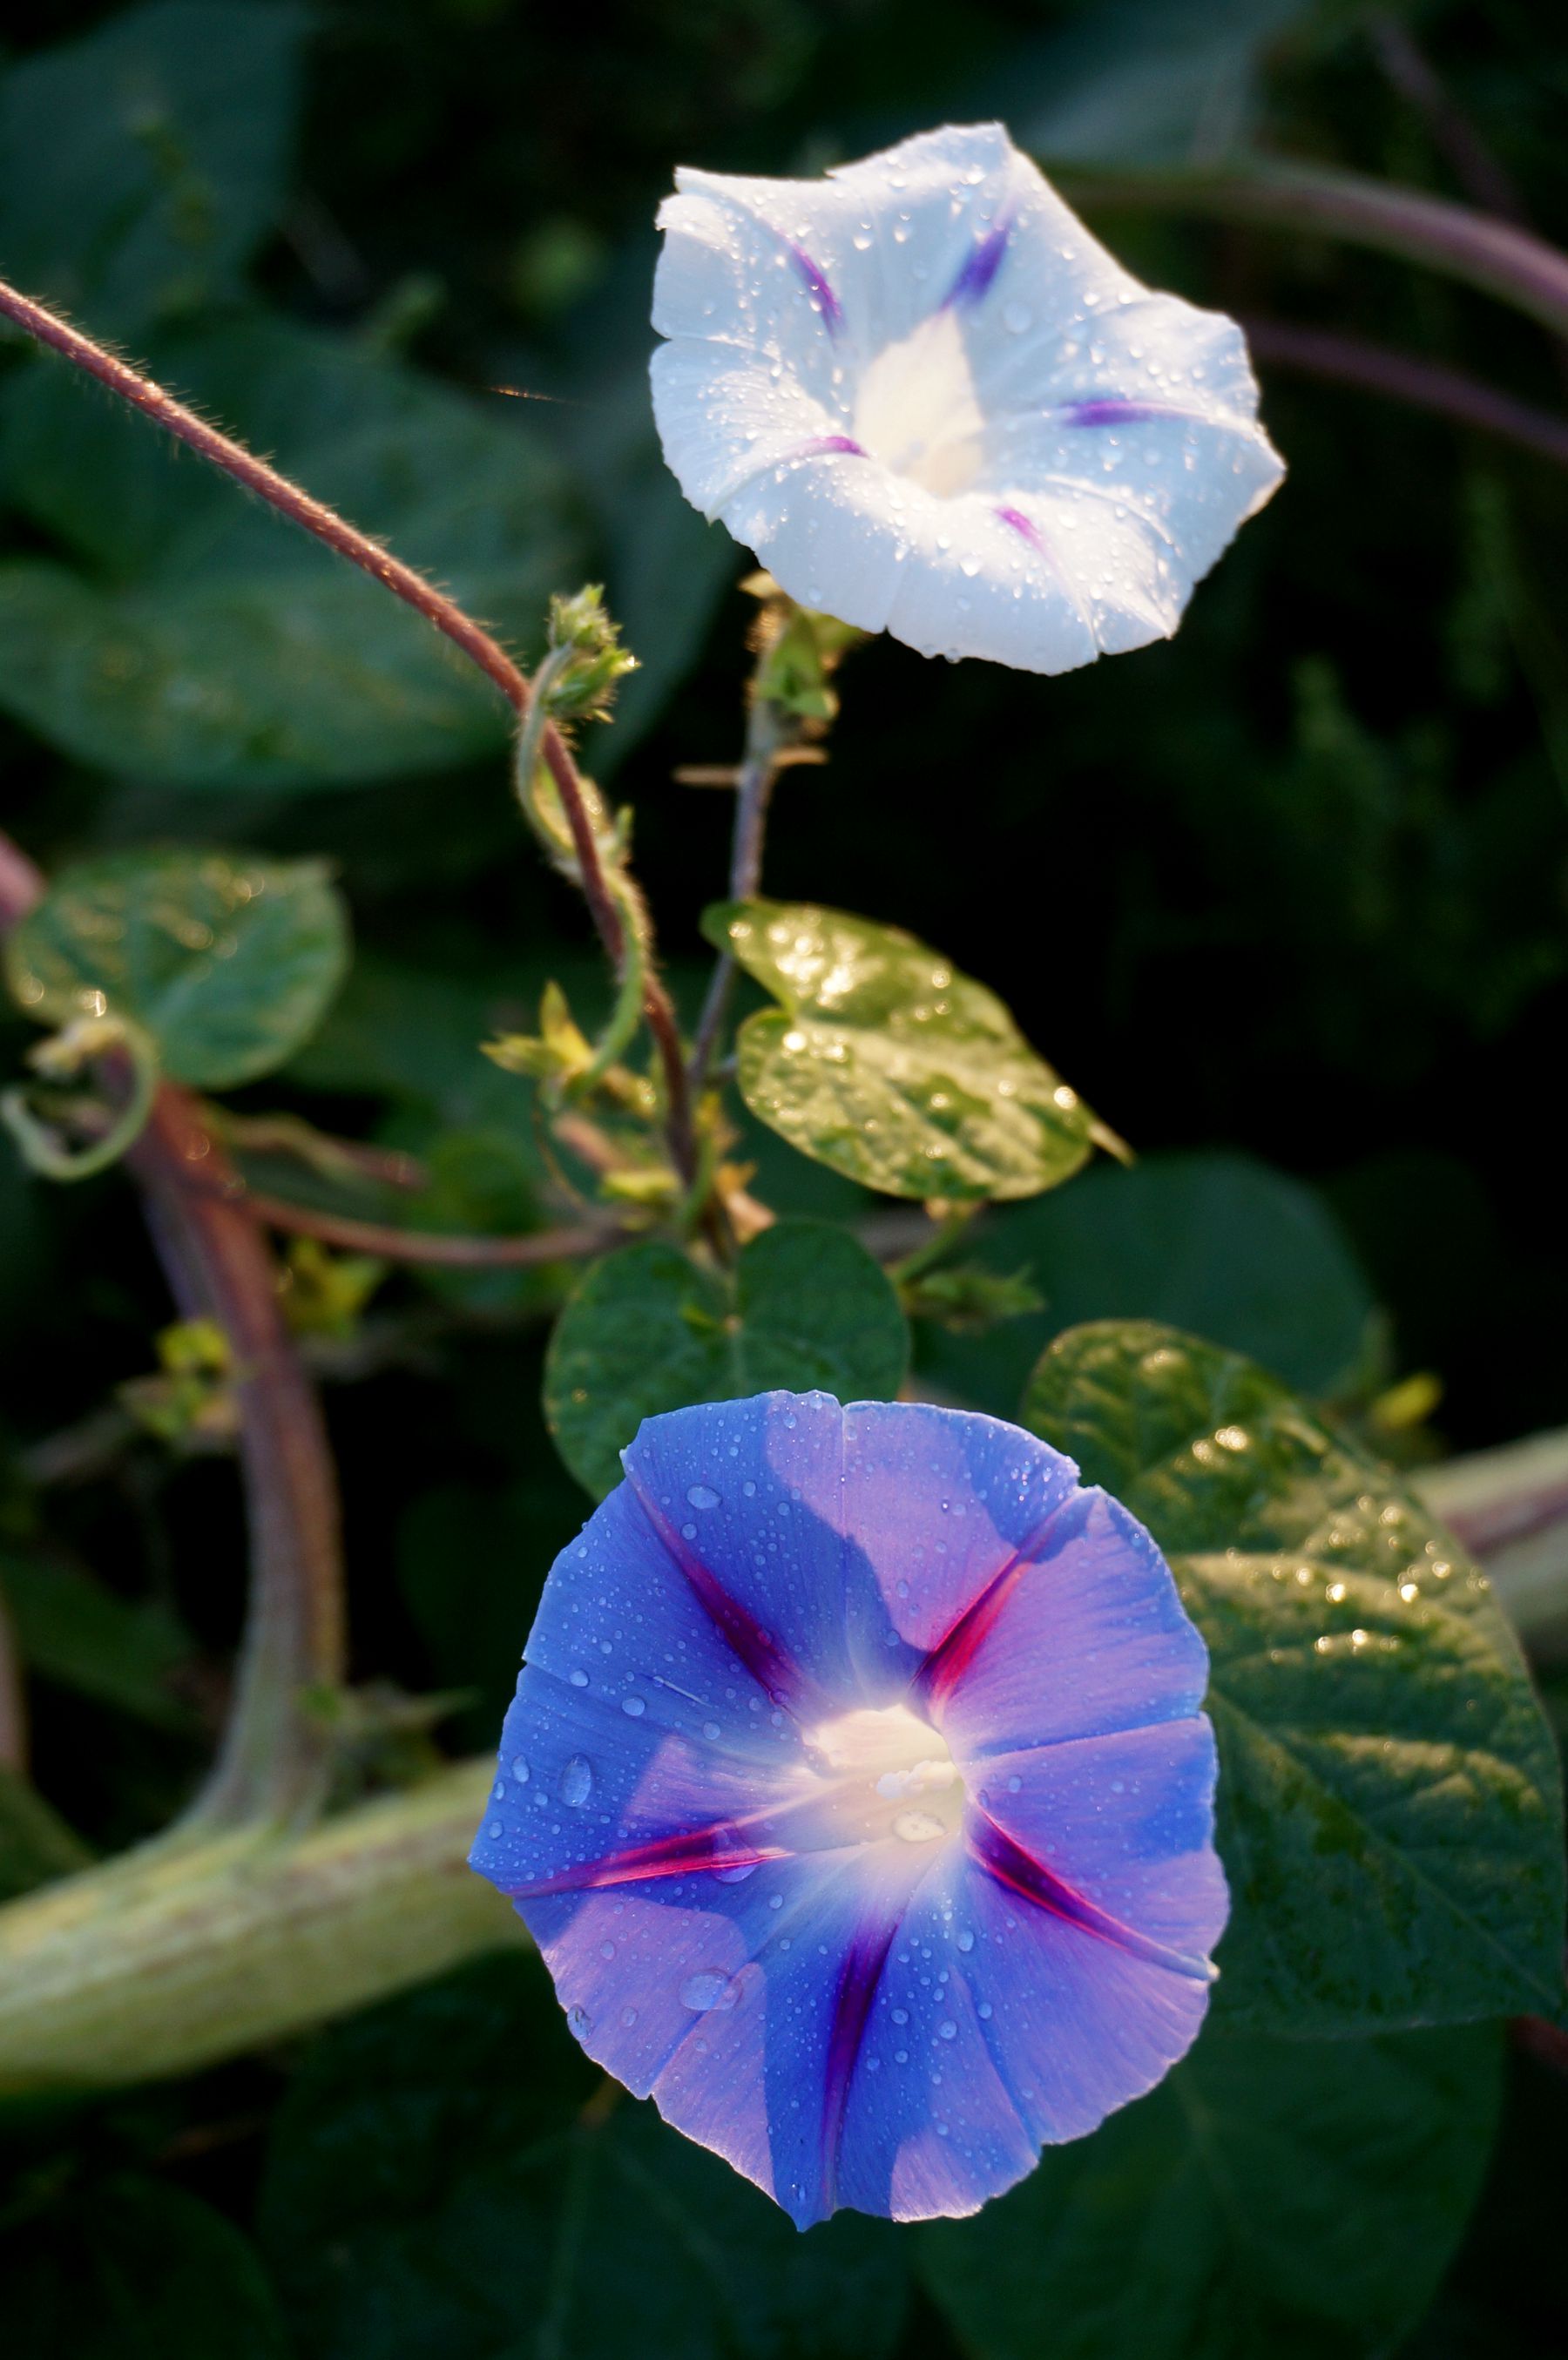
[790,244,843,333]
[509,1819,790,1897]
[625,1469,827,1717]
[995,503,1045,551]
[968,1810,1213,1981]
[821,1918,899,2201]
[794,433,867,459]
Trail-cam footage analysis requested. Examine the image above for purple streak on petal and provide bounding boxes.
[990,504,1095,632]
[623,1395,868,1706]
[836,1400,1079,1680]
[913,1539,1031,1707]
[793,433,867,458]
[625,1467,828,1719]
[820,1917,900,2206]
[995,503,1045,552]
[931,1489,1209,1759]
[977,1722,1229,1963]
[1056,398,1189,428]
[527,1849,877,2228]
[507,1819,792,1897]
[832,1856,1042,2220]
[946,215,1012,308]
[968,1809,1213,1981]
[941,1856,1213,2162]
[508,1481,797,1768]
[790,244,842,335]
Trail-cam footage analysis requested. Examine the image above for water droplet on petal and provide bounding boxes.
[559,1755,593,1807]
[681,1970,739,2012]
[686,1484,720,1510]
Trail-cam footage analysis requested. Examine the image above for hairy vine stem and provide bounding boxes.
[239,1190,615,1268]
[0,275,698,1189]
[0,831,344,1827]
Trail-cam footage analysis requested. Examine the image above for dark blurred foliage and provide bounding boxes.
[2,2,1566,2354]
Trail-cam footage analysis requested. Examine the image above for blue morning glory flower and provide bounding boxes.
[470,1392,1226,2227]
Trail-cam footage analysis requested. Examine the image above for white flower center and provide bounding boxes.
[807,1702,964,1847]
[852,308,988,499]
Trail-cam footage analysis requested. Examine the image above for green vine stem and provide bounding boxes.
[0,274,698,1191]
[1059,159,1568,342]
[0,1761,521,2094]
[0,831,345,1829]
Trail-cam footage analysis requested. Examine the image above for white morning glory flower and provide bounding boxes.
[651,122,1285,673]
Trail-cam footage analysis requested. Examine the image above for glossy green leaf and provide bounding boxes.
[1024,1322,1566,2031]
[3,2174,290,2360]
[704,899,1099,1202]
[0,313,583,790]
[0,1,306,332]
[921,1151,1375,1416]
[260,1953,908,2360]
[5,848,349,1088]
[545,1219,909,1497]
[922,2025,1504,2360]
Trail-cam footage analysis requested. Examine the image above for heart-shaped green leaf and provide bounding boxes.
[5,847,349,1088]
[703,899,1100,1202]
[921,2024,1503,2360]
[1024,1321,1566,2032]
[544,1219,909,1497]
[0,313,583,791]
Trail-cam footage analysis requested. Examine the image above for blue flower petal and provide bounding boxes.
[969,1719,1227,1963]
[923,1488,1210,1751]
[471,1394,1225,2227]
[835,1848,1213,2219]
[523,1849,898,2228]
[621,1391,858,1711]
[624,1392,1078,1705]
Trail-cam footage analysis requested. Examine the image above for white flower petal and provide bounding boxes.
[651,339,841,521]
[651,122,1284,674]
